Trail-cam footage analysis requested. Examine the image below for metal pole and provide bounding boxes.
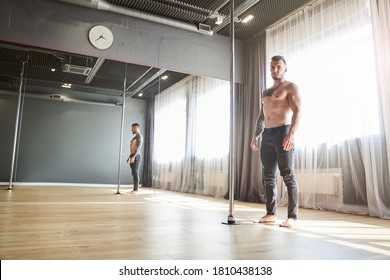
[116,64,127,194]
[223,0,239,225]
[8,61,27,190]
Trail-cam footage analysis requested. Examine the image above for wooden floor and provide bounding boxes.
[0,185,389,260]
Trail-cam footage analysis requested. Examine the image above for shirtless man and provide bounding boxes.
[251,55,301,228]
[127,123,144,193]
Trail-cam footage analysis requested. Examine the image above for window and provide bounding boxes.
[153,75,230,196]
[266,0,379,147]
[154,88,186,163]
[195,83,230,159]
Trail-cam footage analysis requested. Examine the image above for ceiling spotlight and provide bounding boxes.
[215,16,223,25]
[138,92,144,97]
[161,75,169,80]
[241,14,254,23]
[51,68,56,72]
[210,12,225,26]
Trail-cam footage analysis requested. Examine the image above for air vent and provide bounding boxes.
[63,64,92,75]
[198,23,212,34]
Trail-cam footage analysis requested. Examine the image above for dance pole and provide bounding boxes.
[116,64,127,194]
[8,61,28,190]
[222,0,239,225]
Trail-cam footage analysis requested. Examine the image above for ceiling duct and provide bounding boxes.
[84,57,105,83]
[0,90,118,107]
[58,0,213,35]
[130,68,167,97]
[63,63,92,75]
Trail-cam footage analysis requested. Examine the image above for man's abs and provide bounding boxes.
[262,99,292,128]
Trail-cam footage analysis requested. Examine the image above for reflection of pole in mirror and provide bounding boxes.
[116,64,128,194]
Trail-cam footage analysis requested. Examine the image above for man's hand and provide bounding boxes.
[127,156,135,164]
[250,137,260,151]
[282,134,295,151]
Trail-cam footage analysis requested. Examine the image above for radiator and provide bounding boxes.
[154,172,175,187]
[203,173,228,188]
[203,173,228,196]
[279,168,343,195]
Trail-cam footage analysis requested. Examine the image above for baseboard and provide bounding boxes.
[0,182,134,188]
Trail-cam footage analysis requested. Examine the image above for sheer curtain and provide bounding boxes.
[266,0,390,218]
[369,0,390,218]
[152,75,230,197]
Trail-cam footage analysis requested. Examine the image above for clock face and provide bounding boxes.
[88,25,114,50]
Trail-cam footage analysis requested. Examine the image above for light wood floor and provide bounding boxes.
[1,185,389,260]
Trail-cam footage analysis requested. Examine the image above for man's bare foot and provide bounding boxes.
[279,218,296,228]
[253,215,277,223]
[127,190,138,194]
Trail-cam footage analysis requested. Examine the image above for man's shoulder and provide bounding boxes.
[283,81,299,94]
[132,133,143,139]
[285,81,298,88]
[279,80,296,87]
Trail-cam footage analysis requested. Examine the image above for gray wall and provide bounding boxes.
[0,93,146,184]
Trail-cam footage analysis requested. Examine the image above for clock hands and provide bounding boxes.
[95,35,107,41]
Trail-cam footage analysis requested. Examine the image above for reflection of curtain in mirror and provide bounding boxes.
[266,0,390,218]
[153,75,230,197]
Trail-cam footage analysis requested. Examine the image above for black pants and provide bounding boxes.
[130,154,141,191]
[261,125,299,219]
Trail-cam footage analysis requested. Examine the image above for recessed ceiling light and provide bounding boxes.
[161,75,169,80]
[62,83,72,88]
[138,92,144,97]
[241,15,254,23]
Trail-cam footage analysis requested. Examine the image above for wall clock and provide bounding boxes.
[88,25,114,50]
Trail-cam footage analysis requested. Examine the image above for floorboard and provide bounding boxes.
[1,186,389,260]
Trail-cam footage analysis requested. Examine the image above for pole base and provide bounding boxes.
[222,215,241,225]
[221,220,241,225]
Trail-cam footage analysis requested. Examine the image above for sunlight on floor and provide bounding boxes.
[291,219,390,256]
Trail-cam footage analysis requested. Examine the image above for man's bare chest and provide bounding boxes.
[262,87,288,98]
[262,88,288,108]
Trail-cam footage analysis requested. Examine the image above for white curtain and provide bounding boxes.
[153,75,230,197]
[369,0,390,218]
[266,0,390,218]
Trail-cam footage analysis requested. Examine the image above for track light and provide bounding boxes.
[241,14,254,23]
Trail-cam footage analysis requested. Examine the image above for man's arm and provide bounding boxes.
[131,135,144,157]
[127,135,144,163]
[283,83,301,151]
[251,105,265,151]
